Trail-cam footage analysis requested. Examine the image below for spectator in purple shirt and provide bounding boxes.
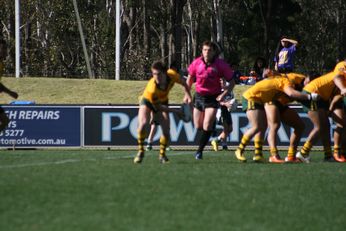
[274,36,298,73]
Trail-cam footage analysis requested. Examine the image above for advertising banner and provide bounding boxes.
[83,105,333,147]
[1,106,81,147]
[0,105,333,148]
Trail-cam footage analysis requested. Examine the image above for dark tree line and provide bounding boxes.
[0,0,345,79]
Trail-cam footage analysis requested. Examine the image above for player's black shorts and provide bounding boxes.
[266,101,289,113]
[218,106,232,125]
[333,99,344,110]
[301,99,329,112]
[140,98,157,112]
[300,91,329,112]
[140,98,168,114]
[193,92,219,111]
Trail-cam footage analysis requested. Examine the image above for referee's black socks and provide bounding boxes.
[197,129,212,153]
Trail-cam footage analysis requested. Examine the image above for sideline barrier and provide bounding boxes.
[1,105,334,148]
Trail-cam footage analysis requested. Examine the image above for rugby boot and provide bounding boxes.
[234,148,247,162]
[333,154,346,162]
[133,152,144,164]
[284,156,301,163]
[146,144,153,151]
[269,155,285,163]
[296,151,310,163]
[211,139,219,152]
[253,154,265,163]
[159,155,170,164]
[195,152,203,160]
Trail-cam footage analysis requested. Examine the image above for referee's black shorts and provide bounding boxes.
[193,92,219,111]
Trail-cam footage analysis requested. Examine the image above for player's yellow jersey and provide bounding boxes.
[141,68,183,105]
[303,67,346,101]
[276,73,307,105]
[243,76,293,103]
[284,73,306,85]
[334,61,346,75]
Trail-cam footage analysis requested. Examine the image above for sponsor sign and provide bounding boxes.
[83,105,333,147]
[1,106,81,147]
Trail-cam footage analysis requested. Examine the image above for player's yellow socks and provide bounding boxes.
[270,147,278,157]
[301,141,312,156]
[254,137,263,156]
[137,130,146,153]
[287,146,296,158]
[333,145,340,156]
[238,135,250,152]
[159,136,168,157]
[324,146,332,158]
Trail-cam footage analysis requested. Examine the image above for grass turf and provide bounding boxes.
[0,77,249,104]
[0,149,345,231]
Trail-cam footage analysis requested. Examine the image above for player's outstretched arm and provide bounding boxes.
[0,83,18,99]
[283,86,316,101]
[181,81,192,104]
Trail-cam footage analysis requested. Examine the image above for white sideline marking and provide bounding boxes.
[0,151,202,169]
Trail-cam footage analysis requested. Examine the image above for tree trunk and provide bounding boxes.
[336,0,346,59]
[159,20,168,61]
[142,0,151,59]
[258,0,272,58]
[169,0,186,69]
[186,0,193,63]
[212,0,223,57]
[24,19,32,76]
[123,0,137,51]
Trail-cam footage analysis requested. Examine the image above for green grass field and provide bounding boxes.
[0,77,249,104]
[1,149,345,231]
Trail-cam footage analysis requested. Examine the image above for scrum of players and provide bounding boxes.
[133,39,346,164]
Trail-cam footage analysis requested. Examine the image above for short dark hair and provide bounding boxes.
[280,35,288,40]
[151,61,168,72]
[202,40,219,53]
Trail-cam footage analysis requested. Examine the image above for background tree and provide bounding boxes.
[0,0,344,79]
